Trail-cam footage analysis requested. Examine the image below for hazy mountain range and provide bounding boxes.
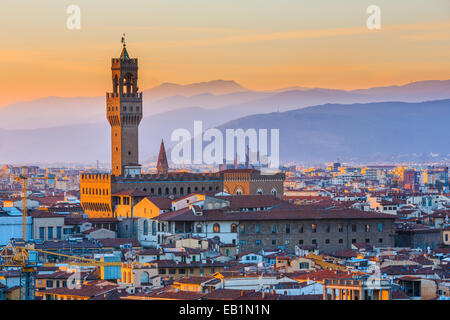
[215,99,450,163]
[0,79,449,164]
[1,79,449,130]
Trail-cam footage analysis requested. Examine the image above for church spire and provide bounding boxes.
[157,139,169,174]
[120,33,130,60]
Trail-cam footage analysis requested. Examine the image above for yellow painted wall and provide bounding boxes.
[133,198,162,219]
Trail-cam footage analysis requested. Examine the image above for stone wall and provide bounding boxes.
[239,218,395,254]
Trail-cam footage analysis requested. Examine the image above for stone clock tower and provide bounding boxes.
[106,40,143,176]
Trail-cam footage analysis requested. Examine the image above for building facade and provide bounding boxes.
[80,44,285,218]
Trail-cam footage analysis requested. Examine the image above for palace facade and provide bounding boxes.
[80,43,284,218]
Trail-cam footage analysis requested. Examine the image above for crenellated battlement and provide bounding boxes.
[112,172,222,183]
[111,57,138,65]
[106,92,142,99]
[80,173,111,183]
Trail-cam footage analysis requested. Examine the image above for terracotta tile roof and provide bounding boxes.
[158,205,396,222]
[215,195,287,209]
[202,289,254,300]
[381,265,436,276]
[90,288,130,300]
[352,242,374,251]
[279,294,329,300]
[396,275,421,281]
[395,222,441,234]
[410,255,434,266]
[391,289,410,300]
[145,196,173,210]
[330,249,359,259]
[290,270,352,282]
[37,270,98,281]
[173,276,218,285]
[98,238,141,248]
[235,291,279,300]
[35,240,100,250]
[220,169,261,174]
[30,210,65,219]
[29,196,65,207]
[112,189,150,197]
[123,290,205,300]
[137,248,163,256]
[39,280,117,298]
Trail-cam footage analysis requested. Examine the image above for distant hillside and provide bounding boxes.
[216,99,450,163]
[0,79,449,130]
[1,99,449,164]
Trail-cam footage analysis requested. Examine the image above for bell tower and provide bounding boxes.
[106,37,143,176]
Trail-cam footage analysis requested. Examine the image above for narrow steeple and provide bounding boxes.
[157,139,169,174]
[120,33,130,60]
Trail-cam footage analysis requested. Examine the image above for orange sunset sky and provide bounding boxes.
[0,0,449,107]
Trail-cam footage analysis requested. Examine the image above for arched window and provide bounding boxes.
[196,224,202,233]
[377,223,383,232]
[173,188,177,195]
[235,188,242,195]
[152,221,157,235]
[230,223,237,233]
[180,187,184,195]
[256,188,263,195]
[213,223,220,233]
[140,271,150,285]
[158,188,162,195]
[165,187,169,195]
[271,188,277,196]
[187,187,191,194]
[365,224,370,232]
[143,220,149,236]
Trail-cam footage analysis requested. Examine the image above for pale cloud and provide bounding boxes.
[139,20,450,49]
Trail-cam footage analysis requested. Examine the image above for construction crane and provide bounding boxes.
[2,167,122,300]
[12,166,53,242]
[0,239,122,300]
